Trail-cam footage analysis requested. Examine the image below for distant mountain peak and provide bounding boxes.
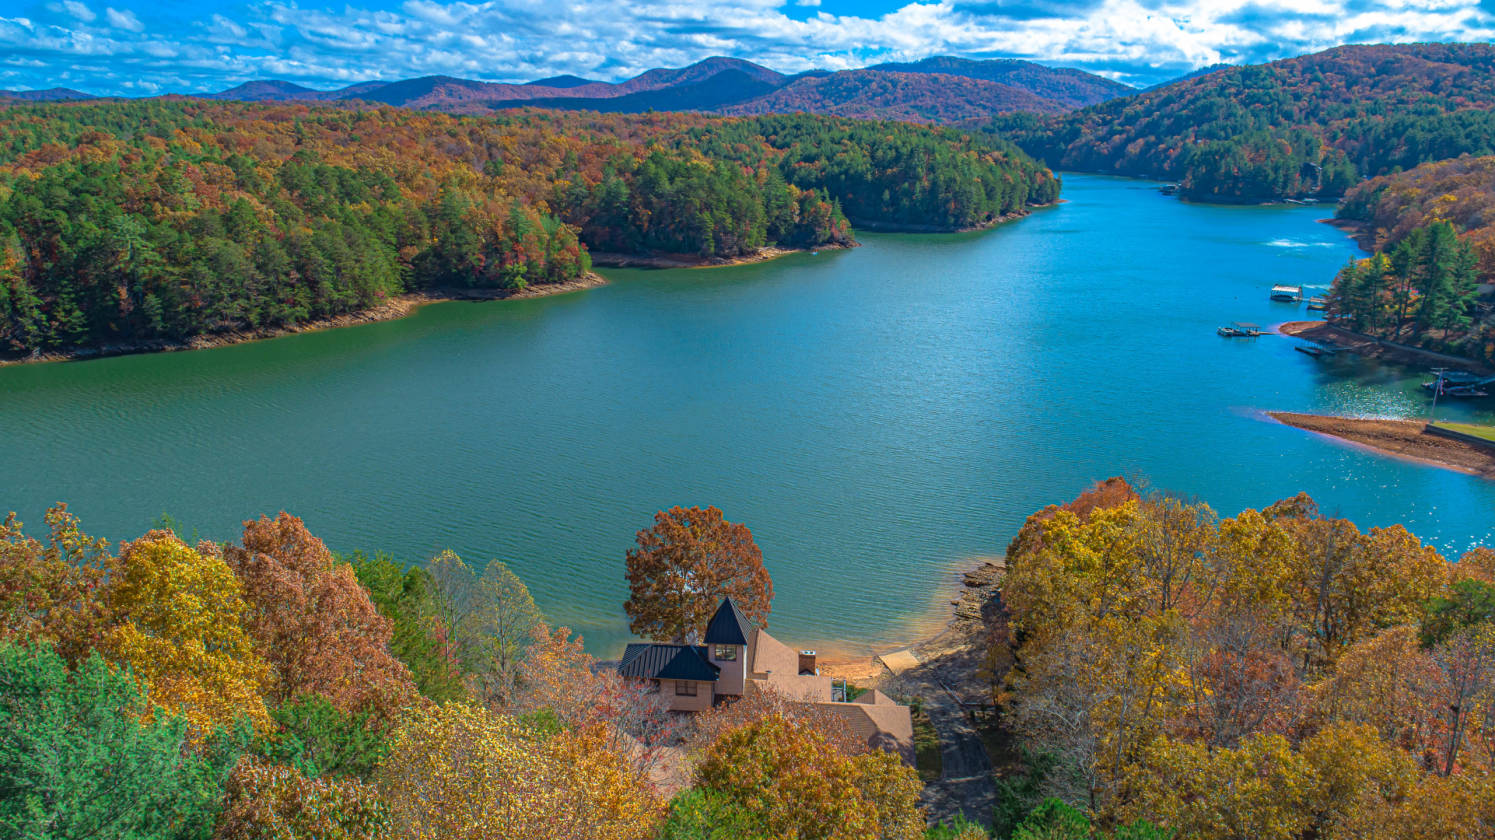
[525,74,596,88]
[156,53,1138,122]
[0,87,93,101]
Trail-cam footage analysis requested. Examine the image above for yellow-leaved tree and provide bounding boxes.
[102,530,271,736]
[377,702,658,840]
[692,713,925,840]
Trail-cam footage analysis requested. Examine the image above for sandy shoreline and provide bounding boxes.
[1268,411,1495,479]
[817,558,1006,687]
[0,273,610,368]
[1279,320,1493,375]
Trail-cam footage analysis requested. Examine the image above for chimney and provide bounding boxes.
[798,650,817,675]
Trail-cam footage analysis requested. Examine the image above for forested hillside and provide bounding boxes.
[0,101,1056,356]
[1321,156,1495,364]
[993,43,1495,202]
[1338,154,1495,278]
[8,483,1495,839]
[720,70,1066,122]
[994,478,1495,839]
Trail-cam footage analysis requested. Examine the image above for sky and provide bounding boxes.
[2,0,1492,95]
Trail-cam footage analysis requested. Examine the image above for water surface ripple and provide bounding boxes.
[4,174,1493,654]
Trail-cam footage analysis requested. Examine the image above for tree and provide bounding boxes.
[0,642,241,840]
[101,530,272,736]
[426,550,542,702]
[0,504,109,665]
[1009,799,1091,840]
[223,513,416,720]
[692,714,924,840]
[510,623,680,787]
[255,695,390,781]
[376,702,658,840]
[349,551,466,702]
[213,758,386,840]
[623,506,773,643]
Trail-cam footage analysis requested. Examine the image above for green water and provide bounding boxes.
[3,174,1493,655]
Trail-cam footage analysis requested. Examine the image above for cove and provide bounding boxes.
[4,173,1494,656]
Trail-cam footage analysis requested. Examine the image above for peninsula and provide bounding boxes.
[1269,411,1495,479]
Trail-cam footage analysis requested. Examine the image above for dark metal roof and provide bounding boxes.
[704,597,753,646]
[618,643,720,682]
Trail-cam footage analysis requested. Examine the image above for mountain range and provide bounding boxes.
[0,55,1133,121]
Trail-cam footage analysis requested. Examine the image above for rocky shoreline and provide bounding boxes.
[0,273,610,367]
[587,243,853,269]
[1279,320,1493,375]
[849,203,1053,234]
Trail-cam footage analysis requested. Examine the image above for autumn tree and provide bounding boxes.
[690,713,924,840]
[223,513,415,720]
[349,551,466,702]
[0,504,110,664]
[213,758,387,840]
[624,505,773,643]
[377,702,658,840]
[102,529,272,735]
[426,549,542,702]
[510,623,679,787]
[0,642,241,840]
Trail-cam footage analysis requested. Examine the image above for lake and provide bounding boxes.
[4,173,1493,656]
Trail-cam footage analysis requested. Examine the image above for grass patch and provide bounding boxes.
[1433,421,1495,443]
[909,699,943,783]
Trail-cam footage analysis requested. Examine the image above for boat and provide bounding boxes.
[1270,284,1304,302]
[1217,322,1264,338]
[1422,372,1490,392]
[1306,296,1329,311]
[1445,386,1491,398]
[1295,344,1337,358]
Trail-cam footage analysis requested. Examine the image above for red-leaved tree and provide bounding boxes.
[223,513,416,720]
[623,506,772,644]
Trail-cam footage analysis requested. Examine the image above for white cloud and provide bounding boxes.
[105,7,143,32]
[56,0,96,22]
[2,0,1493,95]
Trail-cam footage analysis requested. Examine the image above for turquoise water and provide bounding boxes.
[3,174,1493,655]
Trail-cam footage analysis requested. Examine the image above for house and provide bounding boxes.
[617,597,915,762]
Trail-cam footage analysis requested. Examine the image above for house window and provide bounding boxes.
[714,645,737,661]
[676,680,698,696]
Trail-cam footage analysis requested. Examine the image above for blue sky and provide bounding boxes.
[2,0,1492,95]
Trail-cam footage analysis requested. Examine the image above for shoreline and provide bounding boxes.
[817,558,1006,691]
[1268,411,1495,479]
[848,202,1053,235]
[588,242,854,270]
[1279,320,1494,375]
[0,272,610,368]
[1320,216,1376,251]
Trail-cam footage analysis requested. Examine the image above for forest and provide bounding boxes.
[990,43,1495,203]
[0,101,1057,356]
[8,480,1495,839]
[2,502,1135,840]
[993,478,1495,840]
[1323,155,1495,364]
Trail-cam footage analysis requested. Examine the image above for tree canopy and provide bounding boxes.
[623,505,774,643]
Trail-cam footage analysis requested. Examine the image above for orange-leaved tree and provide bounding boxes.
[0,504,110,665]
[623,506,771,643]
[223,513,416,720]
[101,529,272,736]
